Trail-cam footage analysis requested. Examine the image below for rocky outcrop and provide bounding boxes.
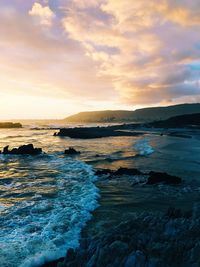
[54,126,142,139]
[64,147,80,155]
[47,208,200,267]
[95,167,182,185]
[147,171,182,185]
[95,167,142,177]
[1,144,42,155]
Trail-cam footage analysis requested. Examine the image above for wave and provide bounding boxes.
[133,138,154,156]
[0,155,99,267]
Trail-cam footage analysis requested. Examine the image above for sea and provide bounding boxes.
[0,123,200,266]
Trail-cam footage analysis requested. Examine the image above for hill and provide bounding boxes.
[149,113,200,128]
[64,103,200,123]
[0,122,22,128]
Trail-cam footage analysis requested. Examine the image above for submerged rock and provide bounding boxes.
[95,167,142,177]
[147,171,182,185]
[64,147,81,155]
[95,168,182,186]
[2,144,42,155]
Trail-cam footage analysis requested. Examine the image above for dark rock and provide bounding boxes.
[109,240,129,254]
[3,145,9,154]
[95,167,142,177]
[66,248,76,262]
[55,126,142,139]
[2,144,42,155]
[114,167,142,176]
[64,147,80,155]
[41,257,64,267]
[147,171,182,185]
[95,169,113,176]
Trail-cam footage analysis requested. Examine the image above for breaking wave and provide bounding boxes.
[134,138,154,156]
[0,155,99,267]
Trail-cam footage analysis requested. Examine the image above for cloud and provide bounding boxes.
[62,0,200,105]
[1,0,200,119]
[0,5,114,103]
[29,2,54,26]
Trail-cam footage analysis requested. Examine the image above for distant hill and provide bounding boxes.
[64,103,200,123]
[0,122,22,128]
[149,113,200,128]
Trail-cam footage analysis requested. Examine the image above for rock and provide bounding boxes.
[95,169,113,176]
[3,145,9,154]
[125,250,146,267]
[114,167,142,176]
[165,207,183,218]
[66,248,76,261]
[109,240,129,254]
[147,171,182,185]
[95,167,142,177]
[2,144,42,155]
[55,126,142,139]
[64,147,80,155]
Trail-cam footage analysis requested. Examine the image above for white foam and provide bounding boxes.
[0,156,99,267]
[133,138,154,156]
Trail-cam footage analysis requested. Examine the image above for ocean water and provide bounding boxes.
[1,126,200,266]
[0,127,101,267]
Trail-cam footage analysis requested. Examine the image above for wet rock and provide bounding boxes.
[114,167,142,176]
[147,171,182,185]
[95,169,113,176]
[64,147,80,155]
[109,240,129,254]
[55,126,142,139]
[95,167,142,177]
[125,250,146,267]
[3,145,9,154]
[2,144,42,155]
[165,207,182,218]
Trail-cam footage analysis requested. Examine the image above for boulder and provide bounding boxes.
[114,167,142,176]
[147,171,181,185]
[3,145,9,154]
[64,147,80,155]
[95,167,142,177]
[95,169,113,176]
[2,144,42,155]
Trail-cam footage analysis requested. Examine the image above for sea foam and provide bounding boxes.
[133,137,154,156]
[0,155,99,267]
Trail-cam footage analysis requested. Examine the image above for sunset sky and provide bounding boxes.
[0,0,200,119]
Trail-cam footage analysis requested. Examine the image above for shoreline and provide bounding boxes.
[1,126,200,267]
[41,163,200,267]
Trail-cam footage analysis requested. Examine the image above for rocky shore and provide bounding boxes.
[54,124,142,139]
[56,208,200,267]
[41,165,200,267]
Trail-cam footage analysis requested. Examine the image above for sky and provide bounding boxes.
[0,0,200,119]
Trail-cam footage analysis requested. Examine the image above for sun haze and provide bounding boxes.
[0,0,200,119]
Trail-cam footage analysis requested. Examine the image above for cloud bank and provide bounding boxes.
[0,0,200,118]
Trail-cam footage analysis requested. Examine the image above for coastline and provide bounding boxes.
[40,127,200,267]
[42,164,200,267]
[1,125,200,267]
